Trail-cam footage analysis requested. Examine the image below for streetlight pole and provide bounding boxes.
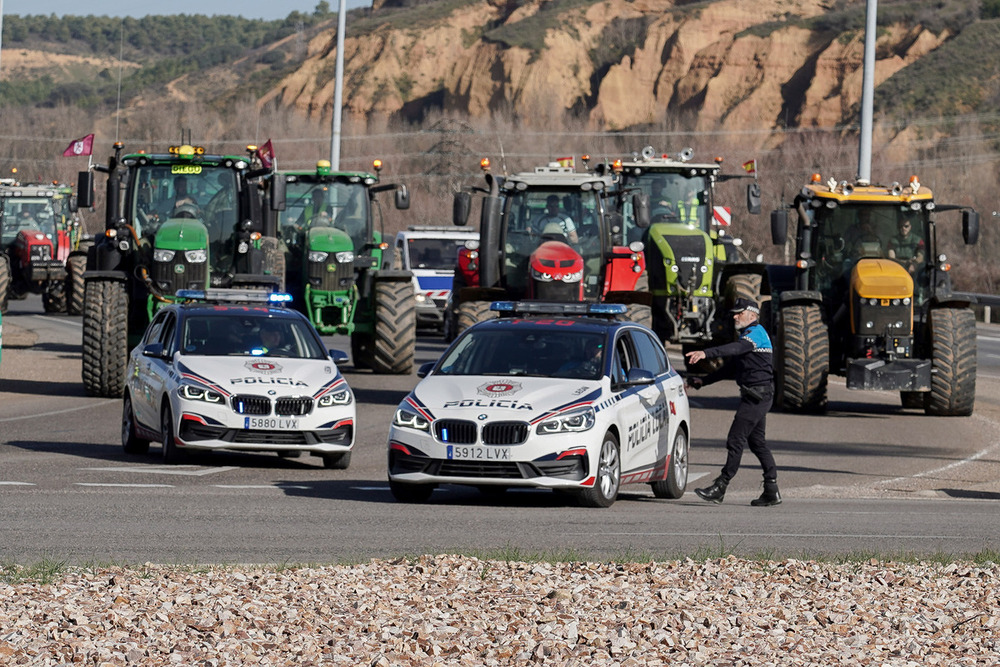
[329,0,347,170]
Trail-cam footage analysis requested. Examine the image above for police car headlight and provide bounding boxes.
[309,251,329,263]
[318,390,352,407]
[179,384,224,404]
[561,270,583,283]
[537,407,595,434]
[185,249,207,263]
[153,249,175,262]
[335,251,355,263]
[393,407,430,432]
[415,293,427,303]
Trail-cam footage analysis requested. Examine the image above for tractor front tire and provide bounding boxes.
[66,255,87,315]
[371,280,416,374]
[925,308,977,416]
[42,282,67,313]
[456,300,495,336]
[776,304,829,413]
[82,280,128,398]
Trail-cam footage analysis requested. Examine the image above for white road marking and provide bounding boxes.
[75,483,174,488]
[0,481,35,486]
[563,531,965,540]
[879,413,1000,486]
[0,402,114,423]
[353,486,391,491]
[212,484,310,489]
[84,465,238,476]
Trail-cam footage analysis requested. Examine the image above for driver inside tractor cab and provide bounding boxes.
[887,215,925,277]
[203,170,239,264]
[171,176,199,215]
[297,188,330,229]
[532,194,579,244]
[334,189,366,253]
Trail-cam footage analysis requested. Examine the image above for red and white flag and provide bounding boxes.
[62,134,94,157]
[742,159,757,175]
[256,139,275,169]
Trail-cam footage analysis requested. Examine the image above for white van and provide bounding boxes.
[393,226,478,331]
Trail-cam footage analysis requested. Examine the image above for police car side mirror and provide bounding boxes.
[328,349,349,364]
[142,342,169,360]
[417,361,435,378]
[625,368,655,386]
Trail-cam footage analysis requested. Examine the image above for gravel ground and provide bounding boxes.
[2,556,998,665]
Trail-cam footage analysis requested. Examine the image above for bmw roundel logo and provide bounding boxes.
[268,390,277,395]
[478,414,488,420]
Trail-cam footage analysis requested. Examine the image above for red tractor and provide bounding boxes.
[446,157,650,336]
[0,180,82,313]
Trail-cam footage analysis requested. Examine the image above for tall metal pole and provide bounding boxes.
[329,0,347,170]
[1,0,6,81]
[856,0,877,185]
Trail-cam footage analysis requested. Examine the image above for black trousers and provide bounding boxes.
[720,386,777,482]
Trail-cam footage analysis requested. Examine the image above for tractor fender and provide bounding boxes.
[718,262,768,293]
[82,270,129,283]
[372,269,413,282]
[929,293,973,310]
[776,289,823,309]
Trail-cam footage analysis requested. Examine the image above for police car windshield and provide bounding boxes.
[437,328,605,380]
[406,238,462,270]
[180,314,327,359]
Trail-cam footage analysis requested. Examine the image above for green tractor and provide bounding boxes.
[77,142,282,397]
[273,159,415,373]
[614,147,762,364]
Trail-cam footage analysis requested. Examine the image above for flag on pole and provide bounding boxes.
[62,134,95,157]
[256,140,275,169]
[742,159,757,175]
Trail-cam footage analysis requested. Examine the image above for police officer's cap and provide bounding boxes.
[729,297,760,315]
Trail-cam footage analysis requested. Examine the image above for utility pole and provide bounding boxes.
[856,0,877,185]
[329,0,347,170]
[1,0,6,79]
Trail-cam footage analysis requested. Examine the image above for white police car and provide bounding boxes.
[122,289,355,467]
[387,301,690,507]
[393,226,478,332]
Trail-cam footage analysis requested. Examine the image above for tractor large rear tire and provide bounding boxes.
[82,280,128,398]
[0,255,10,314]
[776,304,829,413]
[66,255,86,315]
[624,273,652,328]
[925,308,977,416]
[724,273,762,305]
[456,300,495,336]
[371,280,416,374]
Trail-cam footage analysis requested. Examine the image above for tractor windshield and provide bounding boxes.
[281,180,370,253]
[129,164,239,261]
[810,204,929,298]
[629,172,710,233]
[1,197,58,246]
[502,189,604,298]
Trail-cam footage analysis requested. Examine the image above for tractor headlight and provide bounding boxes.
[179,384,224,404]
[185,249,207,263]
[537,407,595,434]
[561,270,583,283]
[530,267,554,282]
[309,251,329,263]
[335,251,355,263]
[153,249,175,262]
[393,407,430,432]
[318,390,352,407]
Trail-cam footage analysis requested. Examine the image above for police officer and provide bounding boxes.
[684,297,781,506]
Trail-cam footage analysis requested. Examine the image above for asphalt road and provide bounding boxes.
[2,295,1000,563]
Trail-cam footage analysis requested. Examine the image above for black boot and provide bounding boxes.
[751,479,782,506]
[695,476,728,504]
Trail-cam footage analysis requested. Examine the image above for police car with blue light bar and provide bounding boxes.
[122,289,355,468]
[387,301,691,507]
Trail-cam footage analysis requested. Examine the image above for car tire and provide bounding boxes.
[651,428,688,499]
[121,392,150,455]
[322,451,352,470]
[161,403,183,464]
[578,431,621,508]
[389,479,435,503]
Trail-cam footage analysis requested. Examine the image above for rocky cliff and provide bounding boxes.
[255,0,952,138]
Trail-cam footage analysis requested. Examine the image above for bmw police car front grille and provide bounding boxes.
[434,419,477,444]
[437,460,523,478]
[275,397,313,416]
[482,421,528,445]
[231,395,271,415]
